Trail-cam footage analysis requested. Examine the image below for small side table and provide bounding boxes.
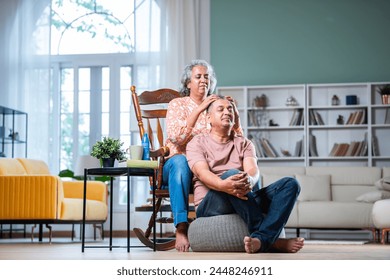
[81,167,156,252]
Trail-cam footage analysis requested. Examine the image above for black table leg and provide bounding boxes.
[109,176,114,251]
[127,171,130,252]
[82,168,87,252]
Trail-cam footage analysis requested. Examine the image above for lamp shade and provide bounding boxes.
[74,155,100,176]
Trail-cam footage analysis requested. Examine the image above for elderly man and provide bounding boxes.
[186,95,304,253]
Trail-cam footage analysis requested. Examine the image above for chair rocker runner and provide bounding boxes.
[131,85,180,251]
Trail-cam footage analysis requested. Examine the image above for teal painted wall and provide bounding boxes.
[210,0,390,86]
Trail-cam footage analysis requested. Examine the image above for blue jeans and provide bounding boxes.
[196,169,300,252]
[162,154,192,227]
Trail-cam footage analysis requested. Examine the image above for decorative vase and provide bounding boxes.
[101,158,115,167]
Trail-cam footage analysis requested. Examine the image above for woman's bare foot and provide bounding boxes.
[175,223,190,252]
[244,236,261,254]
[271,237,305,253]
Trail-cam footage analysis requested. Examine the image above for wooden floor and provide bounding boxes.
[0,238,389,260]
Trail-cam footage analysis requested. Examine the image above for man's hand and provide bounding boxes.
[225,96,241,131]
[221,172,252,200]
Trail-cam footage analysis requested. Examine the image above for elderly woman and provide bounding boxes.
[163,60,242,252]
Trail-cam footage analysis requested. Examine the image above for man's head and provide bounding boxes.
[207,95,235,131]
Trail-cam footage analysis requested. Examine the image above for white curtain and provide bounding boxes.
[159,0,210,89]
[0,0,51,163]
[0,0,209,164]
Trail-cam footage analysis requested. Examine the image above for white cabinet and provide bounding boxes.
[217,82,390,167]
[370,83,390,168]
[307,83,369,167]
[218,84,306,167]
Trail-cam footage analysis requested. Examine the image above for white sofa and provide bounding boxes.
[259,166,390,234]
[188,166,390,251]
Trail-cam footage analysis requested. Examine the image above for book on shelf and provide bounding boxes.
[118,159,159,169]
[329,143,349,157]
[372,135,380,156]
[345,141,359,157]
[329,133,368,157]
[248,110,268,127]
[248,110,257,127]
[309,110,324,125]
[248,134,265,158]
[248,135,279,158]
[289,109,304,126]
[314,111,324,125]
[260,138,278,157]
[309,134,319,157]
[385,108,390,124]
[293,137,304,157]
[360,132,368,156]
[346,109,366,125]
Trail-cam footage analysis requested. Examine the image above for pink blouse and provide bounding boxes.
[165,96,243,157]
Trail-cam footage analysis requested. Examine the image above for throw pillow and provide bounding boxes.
[295,174,331,201]
[356,190,390,203]
[375,177,390,191]
[262,174,294,188]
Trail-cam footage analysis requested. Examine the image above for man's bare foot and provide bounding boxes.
[175,223,190,252]
[271,237,305,253]
[244,236,261,254]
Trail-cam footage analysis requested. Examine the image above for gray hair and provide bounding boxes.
[179,59,217,96]
[206,94,228,112]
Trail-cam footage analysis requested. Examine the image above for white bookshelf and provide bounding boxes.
[217,82,390,167]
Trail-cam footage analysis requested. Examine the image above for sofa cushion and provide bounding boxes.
[259,166,304,188]
[262,174,293,188]
[382,168,390,178]
[298,201,374,228]
[356,190,390,203]
[296,174,331,201]
[0,158,27,175]
[60,198,107,220]
[17,158,51,174]
[375,177,390,191]
[306,166,381,185]
[372,199,390,228]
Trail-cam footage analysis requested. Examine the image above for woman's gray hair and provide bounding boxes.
[179,59,217,96]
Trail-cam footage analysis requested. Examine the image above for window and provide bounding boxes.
[49,0,161,210]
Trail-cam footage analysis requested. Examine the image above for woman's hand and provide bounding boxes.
[197,94,219,113]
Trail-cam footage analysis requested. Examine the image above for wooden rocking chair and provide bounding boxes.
[130,85,181,251]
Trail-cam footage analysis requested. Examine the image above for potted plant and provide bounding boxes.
[90,136,126,167]
[377,84,390,105]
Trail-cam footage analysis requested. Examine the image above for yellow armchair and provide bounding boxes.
[61,180,108,220]
[0,158,108,240]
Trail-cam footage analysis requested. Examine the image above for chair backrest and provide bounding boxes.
[130,86,180,189]
[131,86,180,150]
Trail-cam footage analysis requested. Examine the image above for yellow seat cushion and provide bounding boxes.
[60,198,108,220]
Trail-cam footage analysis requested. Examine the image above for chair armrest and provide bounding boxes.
[0,175,60,219]
[62,181,107,203]
[150,146,170,158]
